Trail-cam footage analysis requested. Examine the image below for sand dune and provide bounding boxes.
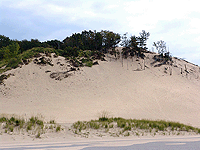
[1,49,200,128]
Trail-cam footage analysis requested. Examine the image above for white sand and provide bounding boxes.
[0,49,200,143]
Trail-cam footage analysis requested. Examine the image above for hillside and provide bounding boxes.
[0,47,200,128]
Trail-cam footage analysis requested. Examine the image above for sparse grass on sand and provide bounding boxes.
[71,117,200,138]
[0,116,62,138]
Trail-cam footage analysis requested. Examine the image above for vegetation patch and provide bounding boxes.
[0,73,11,84]
[0,116,62,138]
[71,118,200,138]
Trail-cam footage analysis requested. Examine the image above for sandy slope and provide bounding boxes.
[1,50,200,128]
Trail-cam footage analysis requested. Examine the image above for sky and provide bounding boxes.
[0,0,200,66]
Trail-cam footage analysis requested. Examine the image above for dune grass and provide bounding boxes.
[0,47,56,73]
[72,117,200,137]
[0,116,62,138]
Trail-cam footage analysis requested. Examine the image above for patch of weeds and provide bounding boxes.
[0,117,7,122]
[9,125,14,132]
[6,57,22,69]
[109,124,114,128]
[136,132,139,136]
[49,125,53,129]
[71,118,200,137]
[85,60,93,67]
[36,132,41,138]
[105,124,108,128]
[49,120,55,124]
[26,124,32,131]
[0,74,11,84]
[124,132,130,136]
[123,125,131,131]
[89,122,100,129]
[158,124,165,131]
[56,126,61,132]
[117,121,126,128]
[105,128,109,133]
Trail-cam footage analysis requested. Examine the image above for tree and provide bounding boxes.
[1,42,20,60]
[0,35,11,49]
[120,32,130,48]
[137,30,150,50]
[153,40,167,56]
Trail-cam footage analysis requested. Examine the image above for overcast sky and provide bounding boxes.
[0,0,200,65]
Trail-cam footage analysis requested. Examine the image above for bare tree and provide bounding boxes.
[153,40,167,56]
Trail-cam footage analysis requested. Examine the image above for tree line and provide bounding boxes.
[0,30,169,62]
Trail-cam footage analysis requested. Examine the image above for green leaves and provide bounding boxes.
[0,42,20,60]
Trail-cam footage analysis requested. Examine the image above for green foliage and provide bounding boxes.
[7,57,21,69]
[36,132,41,138]
[9,125,14,132]
[56,126,61,132]
[124,125,132,131]
[3,42,20,60]
[99,117,109,122]
[0,116,61,137]
[0,74,10,84]
[49,120,55,124]
[0,117,7,122]
[72,117,200,136]
[0,35,12,49]
[85,61,93,67]
[137,30,150,50]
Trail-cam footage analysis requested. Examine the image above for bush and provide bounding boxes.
[0,74,10,84]
[124,125,131,131]
[7,57,21,69]
[99,117,108,122]
[56,126,61,132]
[85,61,93,67]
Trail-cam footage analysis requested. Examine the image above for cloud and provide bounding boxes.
[0,0,200,65]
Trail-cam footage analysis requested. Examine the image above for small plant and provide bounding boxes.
[85,61,93,67]
[50,120,55,124]
[109,124,114,128]
[9,125,14,132]
[105,124,108,128]
[0,116,62,138]
[27,124,32,131]
[99,110,110,122]
[36,132,41,138]
[56,126,61,132]
[123,125,131,131]
[49,125,53,129]
[124,132,130,136]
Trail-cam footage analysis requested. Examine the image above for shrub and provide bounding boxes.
[9,125,14,132]
[85,61,93,67]
[56,126,61,132]
[36,132,41,138]
[7,57,21,69]
[99,117,108,122]
[105,124,108,128]
[124,125,131,131]
[27,124,32,131]
[0,117,7,122]
[50,120,55,124]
